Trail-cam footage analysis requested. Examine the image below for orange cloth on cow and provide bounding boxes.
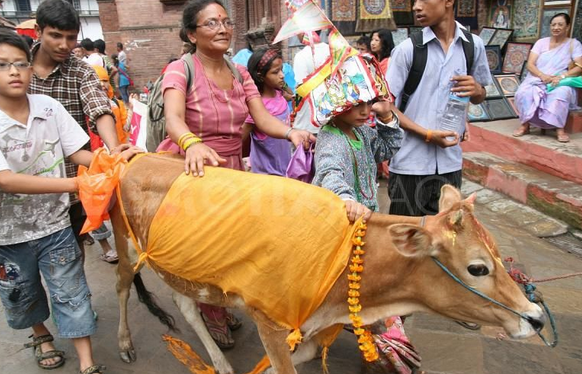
[141,167,358,337]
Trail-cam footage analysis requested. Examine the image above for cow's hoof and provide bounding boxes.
[119,349,137,363]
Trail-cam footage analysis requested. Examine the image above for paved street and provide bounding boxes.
[1,182,581,374]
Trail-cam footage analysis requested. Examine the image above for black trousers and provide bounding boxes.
[388,170,462,216]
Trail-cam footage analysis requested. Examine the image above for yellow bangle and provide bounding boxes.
[182,137,202,151]
[178,132,196,149]
[425,130,432,143]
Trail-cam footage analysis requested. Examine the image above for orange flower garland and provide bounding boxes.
[347,221,379,362]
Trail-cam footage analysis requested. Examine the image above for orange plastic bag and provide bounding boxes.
[77,148,127,234]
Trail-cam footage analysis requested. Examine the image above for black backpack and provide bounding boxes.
[398,29,474,112]
[145,53,243,152]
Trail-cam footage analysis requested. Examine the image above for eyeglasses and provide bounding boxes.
[196,19,235,31]
[0,61,31,71]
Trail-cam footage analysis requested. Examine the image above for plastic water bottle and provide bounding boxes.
[439,74,469,140]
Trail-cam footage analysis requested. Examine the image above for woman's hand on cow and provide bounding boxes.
[288,129,316,150]
[184,142,227,177]
[344,200,372,222]
[111,144,145,161]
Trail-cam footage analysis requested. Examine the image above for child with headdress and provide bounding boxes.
[311,54,402,221]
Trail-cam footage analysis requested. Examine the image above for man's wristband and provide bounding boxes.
[425,130,432,143]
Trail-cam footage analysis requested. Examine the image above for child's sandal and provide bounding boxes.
[24,334,66,370]
[80,364,106,374]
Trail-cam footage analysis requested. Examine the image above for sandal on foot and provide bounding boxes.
[200,312,234,349]
[226,311,242,331]
[99,251,118,264]
[80,364,106,374]
[24,334,65,370]
[512,126,530,137]
[557,133,570,143]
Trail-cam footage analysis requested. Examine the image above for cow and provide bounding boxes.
[109,154,545,374]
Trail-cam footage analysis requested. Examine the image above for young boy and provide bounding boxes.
[0,30,138,374]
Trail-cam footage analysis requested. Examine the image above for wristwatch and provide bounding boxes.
[560,74,566,79]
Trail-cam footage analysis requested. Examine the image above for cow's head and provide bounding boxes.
[389,185,545,339]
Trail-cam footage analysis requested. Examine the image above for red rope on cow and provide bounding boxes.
[505,257,582,284]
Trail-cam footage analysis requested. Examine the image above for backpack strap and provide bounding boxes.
[225,57,244,84]
[399,31,427,112]
[461,28,474,76]
[399,28,475,112]
[182,53,196,93]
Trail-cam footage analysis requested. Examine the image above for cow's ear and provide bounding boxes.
[465,192,477,205]
[389,224,432,257]
[439,185,462,212]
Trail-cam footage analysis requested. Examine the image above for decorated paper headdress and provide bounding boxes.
[274,1,390,126]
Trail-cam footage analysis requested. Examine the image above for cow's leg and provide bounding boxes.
[263,338,318,374]
[115,239,137,363]
[253,317,297,374]
[172,292,234,374]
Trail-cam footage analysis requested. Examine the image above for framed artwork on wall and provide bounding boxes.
[494,74,521,96]
[468,103,491,122]
[485,45,503,74]
[540,8,570,38]
[485,80,504,99]
[513,0,543,40]
[489,0,513,29]
[483,98,518,120]
[488,29,514,49]
[479,27,497,45]
[391,28,409,47]
[502,42,533,74]
[573,0,582,40]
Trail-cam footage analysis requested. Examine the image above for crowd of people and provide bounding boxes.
[0,0,581,373]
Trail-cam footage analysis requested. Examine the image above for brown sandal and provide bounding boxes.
[512,126,530,137]
[24,334,65,370]
[80,364,106,374]
[557,132,570,143]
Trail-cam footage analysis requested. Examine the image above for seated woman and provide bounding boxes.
[513,13,582,143]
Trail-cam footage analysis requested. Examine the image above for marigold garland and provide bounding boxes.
[347,221,379,362]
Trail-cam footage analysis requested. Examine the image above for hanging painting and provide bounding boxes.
[512,0,542,40]
[457,0,477,17]
[489,0,513,29]
[360,0,392,19]
[574,0,582,41]
[502,42,533,74]
[390,0,411,12]
[332,0,357,21]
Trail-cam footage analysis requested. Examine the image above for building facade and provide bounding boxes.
[0,0,103,40]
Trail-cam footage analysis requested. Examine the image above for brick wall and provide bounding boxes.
[97,0,184,90]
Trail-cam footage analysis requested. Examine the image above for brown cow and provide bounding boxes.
[110,154,544,374]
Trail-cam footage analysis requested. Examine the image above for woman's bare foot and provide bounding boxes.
[512,123,530,137]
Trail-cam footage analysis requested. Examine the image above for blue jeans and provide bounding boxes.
[0,227,96,338]
[119,85,129,103]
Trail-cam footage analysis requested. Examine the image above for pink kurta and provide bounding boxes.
[160,54,260,170]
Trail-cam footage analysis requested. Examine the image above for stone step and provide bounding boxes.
[463,151,582,231]
[462,119,582,184]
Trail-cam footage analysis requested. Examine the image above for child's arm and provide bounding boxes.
[369,112,404,163]
[0,170,77,194]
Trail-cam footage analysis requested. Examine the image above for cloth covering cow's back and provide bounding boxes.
[120,153,359,335]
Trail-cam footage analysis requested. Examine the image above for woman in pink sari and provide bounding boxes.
[513,13,582,143]
[160,0,314,349]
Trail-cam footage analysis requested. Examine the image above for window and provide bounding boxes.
[15,0,31,12]
[65,0,81,10]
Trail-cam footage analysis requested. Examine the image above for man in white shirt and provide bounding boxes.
[81,38,104,67]
[116,42,127,64]
[292,32,330,134]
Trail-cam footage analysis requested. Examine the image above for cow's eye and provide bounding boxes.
[468,264,489,277]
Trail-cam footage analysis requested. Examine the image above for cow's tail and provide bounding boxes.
[133,272,179,332]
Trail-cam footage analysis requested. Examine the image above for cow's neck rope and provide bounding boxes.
[347,220,379,362]
[431,257,558,347]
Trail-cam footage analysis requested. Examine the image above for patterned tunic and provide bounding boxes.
[312,122,402,211]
